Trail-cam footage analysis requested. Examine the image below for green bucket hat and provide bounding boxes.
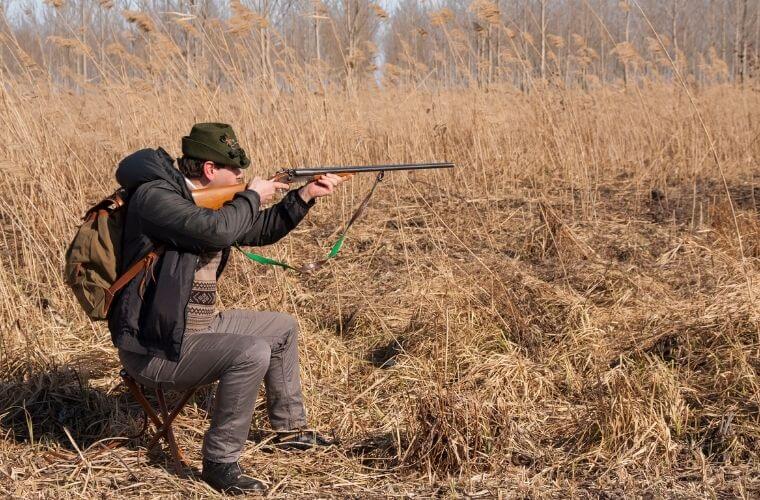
[181,122,250,168]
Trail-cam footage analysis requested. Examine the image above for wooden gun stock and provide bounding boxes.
[191,183,246,210]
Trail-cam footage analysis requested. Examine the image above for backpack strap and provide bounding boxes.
[84,189,127,221]
[103,247,164,316]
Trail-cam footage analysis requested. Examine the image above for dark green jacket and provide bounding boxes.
[108,148,313,361]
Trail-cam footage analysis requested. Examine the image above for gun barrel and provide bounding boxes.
[288,162,454,178]
[195,161,455,208]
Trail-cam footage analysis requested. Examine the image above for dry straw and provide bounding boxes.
[0,2,757,498]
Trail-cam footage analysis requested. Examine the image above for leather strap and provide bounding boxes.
[103,247,164,315]
[84,189,126,221]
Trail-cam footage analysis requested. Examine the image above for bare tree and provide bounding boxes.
[1,0,757,90]
[540,0,546,79]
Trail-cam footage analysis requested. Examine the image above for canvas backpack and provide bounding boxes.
[64,189,161,320]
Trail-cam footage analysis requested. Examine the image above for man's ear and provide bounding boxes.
[202,161,216,181]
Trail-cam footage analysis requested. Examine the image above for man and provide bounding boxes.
[109,123,345,494]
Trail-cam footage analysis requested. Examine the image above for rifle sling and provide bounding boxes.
[104,247,164,315]
[237,171,384,273]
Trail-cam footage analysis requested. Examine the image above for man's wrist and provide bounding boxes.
[298,186,314,204]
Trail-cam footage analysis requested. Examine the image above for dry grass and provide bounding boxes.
[0,73,758,497]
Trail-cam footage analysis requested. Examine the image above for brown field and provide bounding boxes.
[0,61,759,498]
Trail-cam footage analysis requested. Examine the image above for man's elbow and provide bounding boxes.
[204,226,240,249]
[248,228,292,247]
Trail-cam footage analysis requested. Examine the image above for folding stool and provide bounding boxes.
[120,369,197,474]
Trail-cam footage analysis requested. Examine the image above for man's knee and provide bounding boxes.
[233,337,271,370]
[278,313,299,337]
[275,313,300,349]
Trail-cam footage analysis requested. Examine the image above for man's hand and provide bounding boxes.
[247,177,289,204]
[298,173,351,204]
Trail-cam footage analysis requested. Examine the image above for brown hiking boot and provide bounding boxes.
[201,459,266,495]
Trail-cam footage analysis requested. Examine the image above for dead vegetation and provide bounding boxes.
[0,81,756,497]
[0,20,758,498]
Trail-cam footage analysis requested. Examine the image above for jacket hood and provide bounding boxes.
[115,147,190,198]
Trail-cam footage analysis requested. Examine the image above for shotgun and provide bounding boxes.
[191,162,454,209]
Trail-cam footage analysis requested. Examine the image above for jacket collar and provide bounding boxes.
[184,176,199,191]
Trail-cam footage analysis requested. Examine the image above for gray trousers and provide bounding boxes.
[119,310,308,463]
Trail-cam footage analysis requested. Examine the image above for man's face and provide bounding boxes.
[203,161,244,188]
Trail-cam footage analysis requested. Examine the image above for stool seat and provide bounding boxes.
[120,369,197,474]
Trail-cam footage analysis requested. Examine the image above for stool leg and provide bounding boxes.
[156,388,184,474]
[121,370,197,476]
[146,388,196,453]
[121,370,163,431]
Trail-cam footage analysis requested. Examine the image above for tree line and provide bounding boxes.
[0,0,757,90]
